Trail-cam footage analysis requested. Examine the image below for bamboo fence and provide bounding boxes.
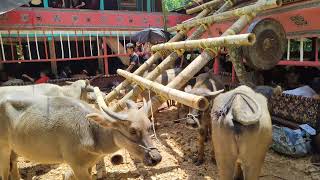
[117,69,209,110]
[168,0,282,32]
[142,0,281,116]
[111,0,235,111]
[104,5,216,103]
[187,0,224,14]
[151,33,256,52]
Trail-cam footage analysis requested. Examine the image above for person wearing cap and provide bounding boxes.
[125,43,140,72]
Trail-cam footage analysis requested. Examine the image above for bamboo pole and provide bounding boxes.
[143,3,282,117]
[117,69,210,110]
[168,0,282,32]
[151,33,256,52]
[111,0,236,111]
[187,0,224,14]
[104,8,212,103]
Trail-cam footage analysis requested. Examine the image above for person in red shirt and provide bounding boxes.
[22,71,50,84]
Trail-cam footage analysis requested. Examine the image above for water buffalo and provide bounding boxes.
[183,72,224,165]
[0,80,95,102]
[211,85,272,180]
[0,94,161,180]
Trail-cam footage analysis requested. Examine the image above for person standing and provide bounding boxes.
[125,43,140,73]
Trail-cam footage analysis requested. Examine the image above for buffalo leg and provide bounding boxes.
[242,148,268,180]
[9,152,20,180]
[194,128,206,166]
[0,147,11,180]
[72,166,92,180]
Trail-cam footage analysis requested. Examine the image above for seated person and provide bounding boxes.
[22,71,50,84]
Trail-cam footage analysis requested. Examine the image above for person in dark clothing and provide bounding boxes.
[59,66,72,78]
[125,43,140,73]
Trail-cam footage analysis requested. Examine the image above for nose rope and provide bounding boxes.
[148,89,160,143]
[138,144,158,152]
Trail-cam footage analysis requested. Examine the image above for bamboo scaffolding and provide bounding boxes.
[151,33,255,52]
[117,69,211,110]
[142,1,281,117]
[104,8,212,103]
[187,0,224,14]
[168,0,281,32]
[111,0,236,111]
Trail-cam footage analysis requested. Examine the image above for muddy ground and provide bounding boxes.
[18,107,319,180]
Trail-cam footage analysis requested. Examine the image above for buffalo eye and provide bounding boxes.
[129,128,137,135]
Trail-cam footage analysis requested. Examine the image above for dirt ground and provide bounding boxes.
[17,107,319,180]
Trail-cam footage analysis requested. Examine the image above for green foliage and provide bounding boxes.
[164,0,193,11]
[289,38,312,52]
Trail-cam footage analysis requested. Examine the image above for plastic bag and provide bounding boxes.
[272,125,313,157]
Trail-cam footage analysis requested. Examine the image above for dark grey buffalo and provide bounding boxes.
[184,72,224,165]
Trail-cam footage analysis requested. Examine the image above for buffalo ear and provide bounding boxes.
[184,85,192,93]
[85,79,90,86]
[86,113,113,128]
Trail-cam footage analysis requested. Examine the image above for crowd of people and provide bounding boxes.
[24,0,100,9]
[0,67,103,86]
[125,42,152,72]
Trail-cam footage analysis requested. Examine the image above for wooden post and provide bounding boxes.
[315,37,319,62]
[214,56,219,75]
[48,36,58,76]
[102,37,109,75]
[232,65,236,83]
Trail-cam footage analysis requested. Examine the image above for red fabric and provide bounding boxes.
[35,76,49,84]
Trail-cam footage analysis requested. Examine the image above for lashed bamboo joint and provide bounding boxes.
[117,69,209,111]
[186,0,224,15]
[168,0,282,32]
[151,33,256,52]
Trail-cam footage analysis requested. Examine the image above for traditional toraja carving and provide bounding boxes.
[168,0,281,32]
[104,8,212,103]
[151,33,256,52]
[290,15,308,26]
[110,1,235,111]
[186,0,224,15]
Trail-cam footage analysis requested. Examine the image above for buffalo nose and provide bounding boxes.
[186,118,199,129]
[144,149,162,166]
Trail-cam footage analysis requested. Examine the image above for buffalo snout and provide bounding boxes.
[186,113,200,129]
[144,149,162,166]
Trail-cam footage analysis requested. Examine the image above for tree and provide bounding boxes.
[164,0,192,11]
